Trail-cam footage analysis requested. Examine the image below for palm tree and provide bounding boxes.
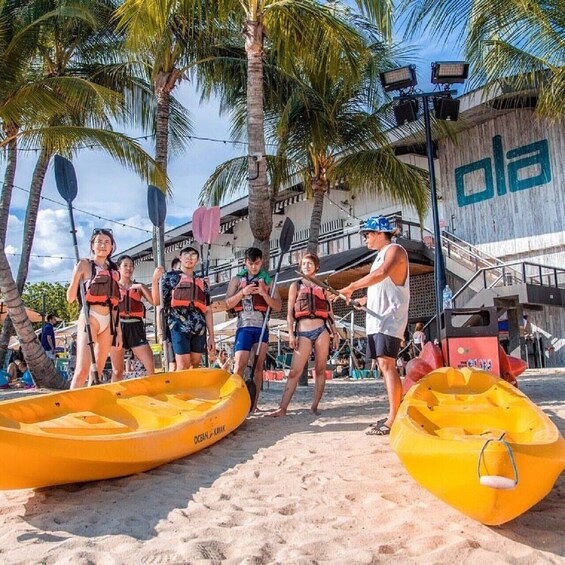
[209,0,387,258]
[402,0,565,118]
[0,1,170,384]
[116,0,224,267]
[119,1,382,259]
[200,13,429,254]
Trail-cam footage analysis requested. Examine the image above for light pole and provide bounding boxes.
[380,62,469,340]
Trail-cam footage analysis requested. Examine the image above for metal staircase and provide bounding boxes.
[416,225,565,309]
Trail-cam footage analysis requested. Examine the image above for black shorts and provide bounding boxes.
[121,320,148,350]
[366,333,401,360]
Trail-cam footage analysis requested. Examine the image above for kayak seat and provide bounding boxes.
[34,411,134,436]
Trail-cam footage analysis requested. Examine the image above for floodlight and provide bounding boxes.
[380,65,417,92]
[433,97,461,121]
[394,99,419,126]
[431,62,469,84]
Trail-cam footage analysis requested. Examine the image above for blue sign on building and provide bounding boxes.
[455,135,552,207]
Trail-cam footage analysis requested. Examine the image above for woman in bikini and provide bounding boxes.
[270,253,339,416]
[110,255,155,381]
[67,228,121,388]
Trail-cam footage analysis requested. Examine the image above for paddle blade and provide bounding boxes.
[279,218,295,253]
[54,155,78,203]
[204,206,221,244]
[147,185,167,227]
[192,206,206,243]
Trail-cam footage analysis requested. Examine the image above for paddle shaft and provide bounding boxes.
[249,254,285,379]
[192,207,221,367]
[298,272,382,320]
[147,187,170,371]
[65,201,100,385]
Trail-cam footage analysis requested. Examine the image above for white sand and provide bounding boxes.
[0,369,564,564]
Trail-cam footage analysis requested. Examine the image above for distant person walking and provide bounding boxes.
[152,246,216,370]
[66,228,121,388]
[412,322,426,357]
[334,216,409,436]
[270,253,338,417]
[224,247,282,411]
[110,255,155,381]
[41,314,57,360]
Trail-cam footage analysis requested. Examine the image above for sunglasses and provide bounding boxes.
[92,228,113,236]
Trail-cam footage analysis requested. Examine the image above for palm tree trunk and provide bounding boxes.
[16,148,52,289]
[307,179,328,254]
[0,126,19,364]
[245,15,272,261]
[0,248,66,388]
[0,149,53,360]
[154,70,176,268]
[0,124,18,246]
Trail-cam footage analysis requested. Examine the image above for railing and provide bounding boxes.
[414,260,565,343]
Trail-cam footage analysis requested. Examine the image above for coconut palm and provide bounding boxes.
[118,1,385,258]
[402,0,565,118]
[0,1,172,384]
[211,0,390,258]
[116,0,225,267]
[200,14,429,254]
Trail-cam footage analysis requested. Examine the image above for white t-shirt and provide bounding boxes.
[366,244,410,339]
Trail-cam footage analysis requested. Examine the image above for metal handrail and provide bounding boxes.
[414,259,565,343]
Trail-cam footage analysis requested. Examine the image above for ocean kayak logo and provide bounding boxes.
[455,135,552,207]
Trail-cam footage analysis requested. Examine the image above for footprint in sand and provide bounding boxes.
[139,550,181,564]
[277,503,297,516]
[185,540,228,560]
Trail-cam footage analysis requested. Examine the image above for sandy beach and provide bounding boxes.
[0,368,563,564]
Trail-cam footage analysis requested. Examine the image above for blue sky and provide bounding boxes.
[4,13,463,286]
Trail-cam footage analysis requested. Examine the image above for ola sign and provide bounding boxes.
[455,135,552,207]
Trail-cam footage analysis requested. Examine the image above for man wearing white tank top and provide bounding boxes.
[336,216,409,436]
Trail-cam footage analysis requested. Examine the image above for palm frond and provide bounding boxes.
[15,125,168,191]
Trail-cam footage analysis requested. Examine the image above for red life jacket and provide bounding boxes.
[294,281,330,319]
[232,275,268,313]
[118,286,145,319]
[170,274,207,313]
[84,262,120,308]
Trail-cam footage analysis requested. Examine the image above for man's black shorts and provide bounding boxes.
[366,333,401,360]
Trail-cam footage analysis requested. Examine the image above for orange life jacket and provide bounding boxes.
[84,262,120,308]
[232,275,268,313]
[170,274,207,313]
[294,281,330,319]
[118,286,145,319]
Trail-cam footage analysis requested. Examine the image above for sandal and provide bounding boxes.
[366,423,391,436]
[369,418,387,429]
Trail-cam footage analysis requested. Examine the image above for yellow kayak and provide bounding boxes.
[0,369,250,490]
[391,367,565,525]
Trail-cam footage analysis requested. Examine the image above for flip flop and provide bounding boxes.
[366,423,391,436]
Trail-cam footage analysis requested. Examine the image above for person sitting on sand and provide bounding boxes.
[212,349,233,371]
[270,253,339,417]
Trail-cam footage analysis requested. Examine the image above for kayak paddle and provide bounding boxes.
[296,271,382,320]
[191,205,222,367]
[147,184,171,371]
[54,155,100,385]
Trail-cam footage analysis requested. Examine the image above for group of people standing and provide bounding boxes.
[66,229,155,389]
[65,214,412,434]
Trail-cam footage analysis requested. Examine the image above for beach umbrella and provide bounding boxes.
[214,318,289,343]
[0,302,43,324]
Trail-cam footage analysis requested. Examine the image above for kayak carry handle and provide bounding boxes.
[477,433,519,490]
